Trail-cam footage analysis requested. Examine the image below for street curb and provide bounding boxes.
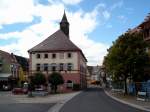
[104,90,150,112]
[47,91,82,112]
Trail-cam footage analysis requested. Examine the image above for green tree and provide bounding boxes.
[48,72,64,93]
[32,72,46,86]
[103,32,149,94]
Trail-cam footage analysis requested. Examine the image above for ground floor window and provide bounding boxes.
[59,63,64,71]
[36,64,40,71]
[66,80,73,88]
[44,63,48,71]
[51,63,57,72]
[67,63,73,71]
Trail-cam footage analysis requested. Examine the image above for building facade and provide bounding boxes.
[128,13,150,42]
[0,50,29,90]
[28,12,87,91]
[87,66,101,84]
[127,13,150,80]
[138,14,150,42]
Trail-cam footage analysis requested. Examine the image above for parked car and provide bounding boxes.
[12,87,28,94]
[3,85,11,91]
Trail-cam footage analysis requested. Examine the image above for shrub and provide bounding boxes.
[73,84,80,91]
[32,72,46,86]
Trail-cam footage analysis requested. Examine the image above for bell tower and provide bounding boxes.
[60,11,69,38]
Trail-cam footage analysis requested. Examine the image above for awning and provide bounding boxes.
[0,73,11,81]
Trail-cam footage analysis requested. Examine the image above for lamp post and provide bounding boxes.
[28,76,34,97]
[133,61,136,81]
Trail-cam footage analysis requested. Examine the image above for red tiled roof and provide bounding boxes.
[28,30,81,52]
[0,50,11,63]
[28,30,87,62]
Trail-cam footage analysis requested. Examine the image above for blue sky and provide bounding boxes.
[0,0,150,65]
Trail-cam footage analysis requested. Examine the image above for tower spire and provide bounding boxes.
[61,10,68,22]
[60,10,69,38]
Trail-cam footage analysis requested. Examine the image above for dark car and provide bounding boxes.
[12,88,23,94]
[12,88,28,94]
[3,85,11,91]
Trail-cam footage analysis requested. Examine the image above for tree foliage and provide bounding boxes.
[32,72,46,86]
[103,32,149,93]
[48,72,64,93]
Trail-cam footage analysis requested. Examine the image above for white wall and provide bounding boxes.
[31,51,78,71]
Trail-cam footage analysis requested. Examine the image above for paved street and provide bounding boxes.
[60,88,147,112]
[0,92,54,112]
[0,91,80,112]
[0,103,54,112]
[0,91,16,104]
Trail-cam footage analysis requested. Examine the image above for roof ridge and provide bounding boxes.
[28,30,81,53]
[0,50,10,55]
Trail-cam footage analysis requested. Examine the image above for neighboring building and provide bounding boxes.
[126,13,150,80]
[87,66,101,84]
[99,66,107,86]
[138,14,150,42]
[28,12,87,91]
[13,55,29,84]
[0,50,29,90]
[138,13,150,80]
[86,66,93,85]
[0,50,12,90]
[127,13,150,42]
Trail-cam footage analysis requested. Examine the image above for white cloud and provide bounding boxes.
[102,11,111,20]
[62,0,83,5]
[0,0,109,65]
[117,15,127,23]
[48,0,83,5]
[34,3,65,22]
[0,32,21,39]
[111,0,124,10]
[97,3,106,8]
[0,0,35,25]
[68,9,109,65]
